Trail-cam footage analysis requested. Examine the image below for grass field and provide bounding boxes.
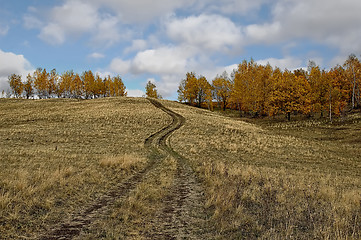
[165,101,361,239]
[0,97,170,239]
[0,97,360,239]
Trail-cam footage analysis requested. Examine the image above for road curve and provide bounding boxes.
[145,98,211,239]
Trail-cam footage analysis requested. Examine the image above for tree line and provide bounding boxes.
[178,54,361,121]
[6,68,127,99]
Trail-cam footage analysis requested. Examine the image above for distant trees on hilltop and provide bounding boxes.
[7,68,127,99]
[178,54,361,121]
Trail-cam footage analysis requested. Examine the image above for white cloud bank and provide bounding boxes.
[166,14,243,52]
[0,50,33,93]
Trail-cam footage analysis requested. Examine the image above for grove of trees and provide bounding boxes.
[7,68,127,99]
[178,55,361,121]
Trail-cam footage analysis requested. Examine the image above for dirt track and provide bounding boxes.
[145,98,211,239]
[39,98,210,239]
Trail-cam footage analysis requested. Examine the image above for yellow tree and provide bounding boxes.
[33,68,49,99]
[59,71,74,98]
[82,70,95,99]
[24,73,34,99]
[231,60,257,114]
[212,72,232,111]
[47,69,58,98]
[94,74,104,98]
[309,64,330,117]
[326,66,350,121]
[145,80,161,98]
[268,69,310,120]
[196,76,212,108]
[8,74,23,98]
[113,75,127,97]
[178,72,198,104]
[71,73,83,98]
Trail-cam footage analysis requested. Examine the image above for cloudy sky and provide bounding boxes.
[1,0,361,99]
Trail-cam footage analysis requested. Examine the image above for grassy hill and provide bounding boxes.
[0,97,360,239]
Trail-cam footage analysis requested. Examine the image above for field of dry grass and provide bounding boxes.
[0,97,170,239]
[1,97,360,239]
[165,101,361,239]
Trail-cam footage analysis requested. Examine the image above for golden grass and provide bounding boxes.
[1,97,360,239]
[76,156,178,239]
[164,100,361,239]
[0,97,170,239]
[99,154,147,172]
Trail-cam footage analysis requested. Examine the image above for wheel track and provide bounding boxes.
[145,98,212,239]
[38,99,184,240]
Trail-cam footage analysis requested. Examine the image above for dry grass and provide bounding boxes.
[76,156,178,239]
[1,97,360,239]
[0,97,170,239]
[164,100,361,239]
[99,154,147,172]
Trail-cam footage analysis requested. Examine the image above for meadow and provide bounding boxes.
[165,100,361,239]
[0,97,170,239]
[0,97,360,239]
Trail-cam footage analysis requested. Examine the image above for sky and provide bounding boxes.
[1,0,361,99]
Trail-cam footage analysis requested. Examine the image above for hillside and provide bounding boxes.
[0,97,360,239]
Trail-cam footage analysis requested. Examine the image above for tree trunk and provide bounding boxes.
[287,112,291,121]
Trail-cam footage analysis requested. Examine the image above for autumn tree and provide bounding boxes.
[33,68,50,99]
[178,72,198,104]
[24,73,34,99]
[8,74,23,98]
[308,64,330,116]
[58,71,74,98]
[268,69,311,120]
[212,72,232,111]
[112,75,127,97]
[177,72,212,108]
[82,70,95,99]
[71,73,83,99]
[47,69,58,98]
[145,80,161,99]
[196,76,212,108]
[231,60,272,116]
[326,66,350,121]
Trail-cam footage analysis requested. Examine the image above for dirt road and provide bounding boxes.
[39,98,211,239]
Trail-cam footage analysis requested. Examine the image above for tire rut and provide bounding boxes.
[145,98,211,239]
[38,99,179,240]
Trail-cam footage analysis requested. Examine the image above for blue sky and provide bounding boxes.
[1,0,361,99]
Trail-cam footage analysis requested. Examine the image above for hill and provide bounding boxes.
[0,97,360,239]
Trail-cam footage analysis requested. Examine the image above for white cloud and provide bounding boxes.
[91,14,122,46]
[109,58,131,74]
[245,0,361,54]
[88,52,105,59]
[0,50,33,92]
[36,0,123,46]
[127,89,144,97]
[245,22,281,44]
[39,23,65,45]
[131,46,190,75]
[124,39,147,54]
[166,14,243,52]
